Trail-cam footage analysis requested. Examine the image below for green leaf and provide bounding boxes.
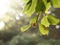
[23,0,37,17]
[38,24,49,35]
[30,17,37,24]
[36,0,46,13]
[41,16,50,27]
[45,2,51,14]
[42,0,51,14]
[23,2,31,14]
[24,0,29,4]
[21,24,31,32]
[51,0,60,8]
[48,15,60,25]
[26,0,37,17]
[42,0,47,5]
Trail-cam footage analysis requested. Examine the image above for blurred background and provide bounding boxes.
[0,0,60,45]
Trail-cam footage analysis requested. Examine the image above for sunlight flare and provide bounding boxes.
[0,21,5,29]
[0,0,11,18]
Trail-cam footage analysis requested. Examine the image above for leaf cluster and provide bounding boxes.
[21,0,60,35]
